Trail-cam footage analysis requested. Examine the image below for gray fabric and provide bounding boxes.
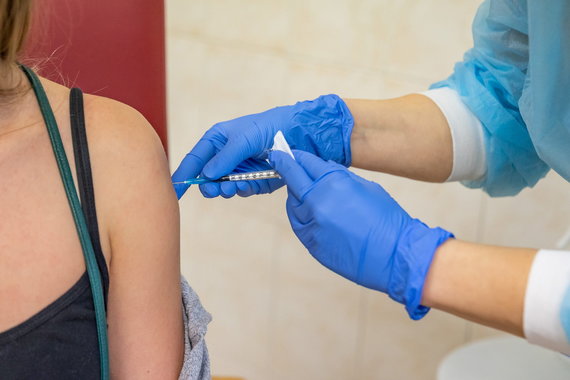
[178,276,212,380]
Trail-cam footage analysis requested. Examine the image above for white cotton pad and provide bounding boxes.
[271,130,295,160]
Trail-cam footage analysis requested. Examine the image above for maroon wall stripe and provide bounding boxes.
[24,0,168,151]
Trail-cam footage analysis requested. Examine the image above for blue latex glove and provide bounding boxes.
[269,149,453,319]
[172,94,353,199]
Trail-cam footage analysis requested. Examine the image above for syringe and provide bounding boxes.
[172,169,281,186]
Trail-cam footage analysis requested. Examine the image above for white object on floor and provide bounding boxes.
[437,336,570,380]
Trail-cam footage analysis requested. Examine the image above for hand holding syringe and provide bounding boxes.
[172,131,292,189]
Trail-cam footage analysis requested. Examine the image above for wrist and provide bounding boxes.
[287,94,354,166]
[421,238,456,310]
[422,240,535,337]
[392,222,454,320]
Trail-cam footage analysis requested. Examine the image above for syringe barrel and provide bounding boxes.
[217,170,280,182]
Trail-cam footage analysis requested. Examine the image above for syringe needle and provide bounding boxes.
[172,178,212,185]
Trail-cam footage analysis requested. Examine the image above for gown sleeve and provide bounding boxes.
[430,0,550,196]
[524,249,570,355]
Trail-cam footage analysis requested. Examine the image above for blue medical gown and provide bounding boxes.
[432,0,570,197]
[563,286,570,344]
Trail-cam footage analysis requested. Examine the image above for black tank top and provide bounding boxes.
[0,88,110,379]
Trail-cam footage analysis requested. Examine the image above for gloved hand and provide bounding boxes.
[269,149,453,319]
[172,94,353,199]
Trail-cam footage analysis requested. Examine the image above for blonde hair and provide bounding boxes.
[0,0,32,97]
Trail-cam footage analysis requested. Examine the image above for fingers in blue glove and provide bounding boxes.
[236,178,283,197]
[202,133,258,180]
[199,177,284,198]
[199,182,221,198]
[220,181,239,198]
[199,181,240,199]
[236,180,257,197]
[290,149,346,180]
[269,149,346,200]
[172,137,218,199]
[268,150,313,200]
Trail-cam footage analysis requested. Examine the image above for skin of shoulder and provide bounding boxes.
[78,93,184,378]
[81,93,176,244]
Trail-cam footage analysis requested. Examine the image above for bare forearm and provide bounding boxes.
[422,239,536,337]
[345,94,453,182]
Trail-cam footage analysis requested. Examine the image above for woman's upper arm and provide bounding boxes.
[87,97,183,379]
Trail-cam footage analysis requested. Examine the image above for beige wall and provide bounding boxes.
[166,1,570,379]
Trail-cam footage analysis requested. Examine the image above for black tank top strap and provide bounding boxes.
[69,88,110,306]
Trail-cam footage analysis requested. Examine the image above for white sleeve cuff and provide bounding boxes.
[524,249,570,355]
[420,88,486,182]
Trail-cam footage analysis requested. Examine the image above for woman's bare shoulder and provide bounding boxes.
[82,92,177,231]
[83,93,165,161]
[41,77,177,239]
[40,77,167,171]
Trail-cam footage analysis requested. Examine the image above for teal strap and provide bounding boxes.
[21,65,110,380]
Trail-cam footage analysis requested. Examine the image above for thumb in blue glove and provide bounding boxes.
[269,149,453,320]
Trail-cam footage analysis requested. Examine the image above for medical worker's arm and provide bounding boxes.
[345,95,452,182]
[87,96,184,379]
[173,93,461,199]
[423,242,570,354]
[422,240,535,337]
